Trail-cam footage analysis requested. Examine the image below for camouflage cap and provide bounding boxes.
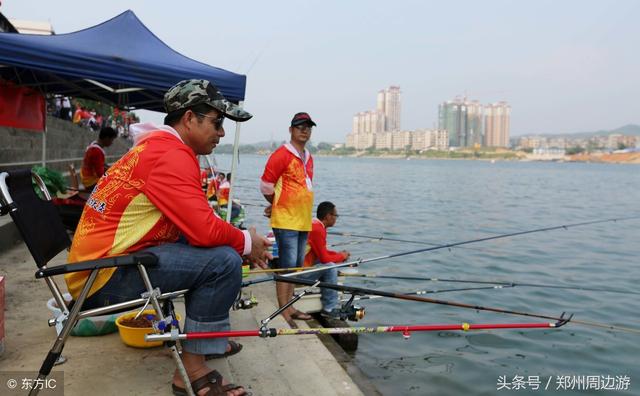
[163,79,252,122]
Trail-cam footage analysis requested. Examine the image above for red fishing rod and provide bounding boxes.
[145,317,571,344]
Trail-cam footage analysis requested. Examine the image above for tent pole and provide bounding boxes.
[226,101,243,223]
[42,126,47,167]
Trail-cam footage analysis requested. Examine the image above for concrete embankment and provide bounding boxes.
[0,241,377,395]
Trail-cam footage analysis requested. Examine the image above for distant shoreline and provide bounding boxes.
[223,149,640,164]
[311,151,640,164]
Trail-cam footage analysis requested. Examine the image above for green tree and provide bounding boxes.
[566,146,585,155]
[317,142,333,151]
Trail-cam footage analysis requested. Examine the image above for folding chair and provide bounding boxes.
[0,169,195,396]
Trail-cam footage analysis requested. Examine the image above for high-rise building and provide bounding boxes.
[383,86,401,131]
[466,101,484,147]
[376,90,386,114]
[347,86,401,149]
[438,98,483,147]
[484,102,511,147]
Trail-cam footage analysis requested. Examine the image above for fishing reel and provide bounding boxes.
[339,295,366,321]
[233,293,258,310]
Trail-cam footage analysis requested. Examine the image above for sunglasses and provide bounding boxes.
[195,112,225,129]
[294,125,313,132]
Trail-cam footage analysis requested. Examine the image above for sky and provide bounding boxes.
[2,0,639,143]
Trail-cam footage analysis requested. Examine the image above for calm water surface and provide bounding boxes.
[219,154,639,396]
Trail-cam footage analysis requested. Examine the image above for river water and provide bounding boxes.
[216,153,639,395]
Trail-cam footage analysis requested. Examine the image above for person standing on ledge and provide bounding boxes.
[261,112,316,324]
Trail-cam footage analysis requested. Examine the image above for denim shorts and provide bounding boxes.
[272,228,308,269]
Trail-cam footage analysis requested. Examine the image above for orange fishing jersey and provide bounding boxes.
[261,144,314,231]
[66,129,248,299]
[217,180,230,206]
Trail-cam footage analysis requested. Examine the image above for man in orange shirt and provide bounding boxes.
[67,79,270,396]
[301,201,350,318]
[80,126,117,190]
[261,112,315,323]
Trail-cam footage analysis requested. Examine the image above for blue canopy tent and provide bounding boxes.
[0,10,247,219]
[0,10,247,110]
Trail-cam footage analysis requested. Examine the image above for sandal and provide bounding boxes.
[205,340,243,360]
[172,369,251,396]
[290,310,312,321]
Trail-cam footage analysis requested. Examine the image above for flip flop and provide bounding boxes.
[171,369,251,396]
[205,340,243,360]
[290,310,312,320]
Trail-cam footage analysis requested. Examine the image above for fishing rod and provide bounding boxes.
[329,238,379,248]
[146,318,569,344]
[272,215,640,281]
[239,202,269,208]
[339,273,640,296]
[274,274,571,322]
[275,276,640,334]
[145,278,568,342]
[327,232,490,253]
[247,267,314,274]
[323,284,517,302]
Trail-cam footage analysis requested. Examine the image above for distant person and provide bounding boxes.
[207,172,225,201]
[60,96,71,120]
[299,201,350,318]
[53,96,62,118]
[261,112,315,323]
[72,104,82,124]
[218,172,241,219]
[217,172,231,206]
[80,126,117,190]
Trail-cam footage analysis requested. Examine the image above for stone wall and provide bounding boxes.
[0,116,131,173]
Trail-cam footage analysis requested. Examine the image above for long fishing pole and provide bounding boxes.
[329,238,380,248]
[339,273,640,296]
[275,275,569,321]
[275,276,640,334]
[278,215,640,280]
[327,232,490,253]
[146,319,569,344]
[324,284,516,302]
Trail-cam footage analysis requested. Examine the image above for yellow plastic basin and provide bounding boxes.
[115,309,181,348]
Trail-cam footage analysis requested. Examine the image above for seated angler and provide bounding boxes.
[65,79,271,396]
[299,201,351,318]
